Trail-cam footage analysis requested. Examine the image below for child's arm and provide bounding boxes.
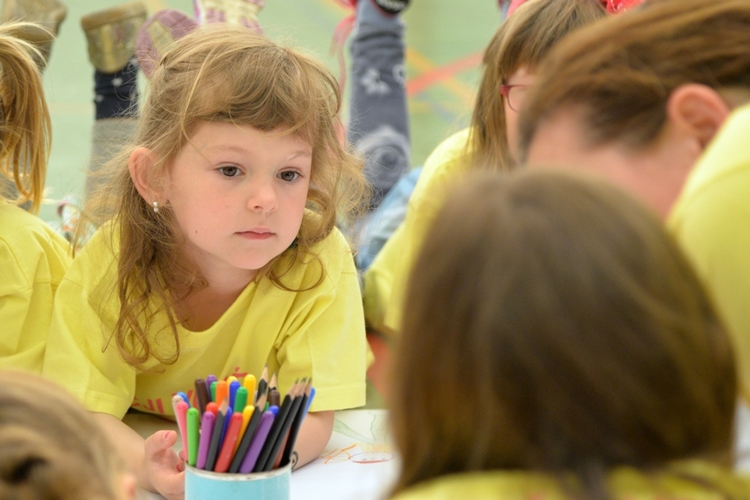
[291,410,334,469]
[93,412,185,499]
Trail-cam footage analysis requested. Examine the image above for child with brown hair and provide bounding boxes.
[518,0,750,405]
[0,22,71,372]
[42,25,368,499]
[390,169,748,500]
[363,0,614,336]
[0,370,135,500]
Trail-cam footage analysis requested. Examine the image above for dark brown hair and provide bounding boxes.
[390,169,736,497]
[519,0,750,156]
[467,0,605,170]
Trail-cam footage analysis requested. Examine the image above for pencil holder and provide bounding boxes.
[185,464,291,500]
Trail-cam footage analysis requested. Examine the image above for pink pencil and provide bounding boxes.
[175,399,190,456]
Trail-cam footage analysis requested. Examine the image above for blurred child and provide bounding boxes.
[0,370,135,500]
[390,169,747,499]
[43,25,368,499]
[0,23,71,372]
[363,0,613,335]
[519,0,750,405]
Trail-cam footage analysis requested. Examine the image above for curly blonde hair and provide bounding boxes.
[85,25,367,366]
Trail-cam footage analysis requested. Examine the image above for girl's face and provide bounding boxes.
[162,121,312,283]
[503,66,536,160]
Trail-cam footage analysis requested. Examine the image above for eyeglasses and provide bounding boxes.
[500,83,531,112]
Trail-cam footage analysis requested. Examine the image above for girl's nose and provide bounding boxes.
[247,179,278,213]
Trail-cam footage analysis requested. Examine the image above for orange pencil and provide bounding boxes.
[214,412,244,472]
[215,380,228,407]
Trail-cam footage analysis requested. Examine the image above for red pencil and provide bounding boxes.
[214,412,244,472]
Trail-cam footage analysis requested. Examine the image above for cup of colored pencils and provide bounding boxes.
[177,371,315,500]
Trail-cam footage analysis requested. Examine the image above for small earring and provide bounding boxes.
[152,201,159,213]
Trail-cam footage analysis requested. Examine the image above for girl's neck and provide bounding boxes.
[177,281,254,332]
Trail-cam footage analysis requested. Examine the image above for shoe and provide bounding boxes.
[1,0,67,34]
[370,0,409,15]
[1,0,67,68]
[81,2,147,73]
[194,0,264,33]
[5,22,55,69]
[136,9,198,78]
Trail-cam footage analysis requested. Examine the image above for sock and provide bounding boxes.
[94,57,139,120]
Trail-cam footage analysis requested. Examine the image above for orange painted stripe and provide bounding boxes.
[406,52,483,98]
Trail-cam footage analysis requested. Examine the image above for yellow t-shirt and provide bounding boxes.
[0,200,71,372]
[392,462,750,500]
[42,223,367,419]
[668,103,750,402]
[364,128,471,332]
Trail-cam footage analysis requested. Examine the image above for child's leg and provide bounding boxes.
[347,0,410,210]
[80,2,146,208]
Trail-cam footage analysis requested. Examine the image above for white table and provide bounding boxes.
[129,409,398,500]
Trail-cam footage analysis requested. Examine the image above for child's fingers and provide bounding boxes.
[145,430,178,456]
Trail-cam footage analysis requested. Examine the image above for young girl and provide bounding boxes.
[518,0,750,405]
[42,25,368,499]
[390,169,748,499]
[363,0,612,335]
[0,22,71,372]
[0,370,135,500]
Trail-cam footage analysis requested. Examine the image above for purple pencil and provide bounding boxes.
[238,411,275,473]
[196,411,215,470]
[206,374,218,397]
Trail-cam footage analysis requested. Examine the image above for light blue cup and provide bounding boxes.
[185,464,291,500]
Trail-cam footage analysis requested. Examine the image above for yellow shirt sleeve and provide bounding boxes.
[273,229,367,412]
[669,169,750,402]
[0,203,71,373]
[363,129,471,333]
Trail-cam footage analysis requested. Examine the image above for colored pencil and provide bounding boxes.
[196,411,215,470]
[205,398,228,471]
[228,405,263,473]
[253,388,294,472]
[238,410,275,473]
[281,379,313,466]
[215,380,228,407]
[194,378,209,414]
[229,380,241,409]
[214,412,244,472]
[265,382,305,471]
[187,407,200,466]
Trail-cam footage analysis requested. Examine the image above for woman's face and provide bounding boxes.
[503,66,537,160]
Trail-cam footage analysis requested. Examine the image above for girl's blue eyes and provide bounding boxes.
[217,166,301,182]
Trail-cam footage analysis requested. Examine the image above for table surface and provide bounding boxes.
[129,409,398,500]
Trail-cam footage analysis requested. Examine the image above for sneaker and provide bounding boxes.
[136,9,198,78]
[81,2,147,74]
[1,0,67,68]
[370,0,409,15]
[194,0,264,33]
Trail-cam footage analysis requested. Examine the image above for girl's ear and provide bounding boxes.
[666,84,731,150]
[128,147,165,206]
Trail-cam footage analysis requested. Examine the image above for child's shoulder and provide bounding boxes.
[279,224,355,291]
[0,202,72,280]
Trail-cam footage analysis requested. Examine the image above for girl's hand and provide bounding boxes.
[144,430,185,500]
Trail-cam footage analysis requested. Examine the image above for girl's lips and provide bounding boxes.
[237,230,274,240]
